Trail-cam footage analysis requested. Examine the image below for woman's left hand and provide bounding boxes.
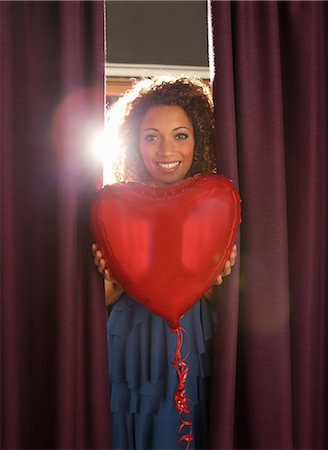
[214,244,237,285]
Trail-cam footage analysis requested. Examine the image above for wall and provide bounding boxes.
[106,1,208,67]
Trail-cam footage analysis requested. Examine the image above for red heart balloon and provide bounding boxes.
[90,173,241,328]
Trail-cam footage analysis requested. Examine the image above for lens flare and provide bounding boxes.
[91,133,108,162]
[91,123,123,186]
[51,87,103,175]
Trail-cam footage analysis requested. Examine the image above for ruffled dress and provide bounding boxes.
[107,293,217,450]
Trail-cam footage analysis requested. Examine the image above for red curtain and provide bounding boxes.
[209,1,327,449]
[1,2,111,449]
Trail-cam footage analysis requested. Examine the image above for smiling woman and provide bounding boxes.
[101,78,212,186]
[106,76,216,186]
[91,75,239,450]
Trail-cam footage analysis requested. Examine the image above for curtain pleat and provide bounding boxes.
[209,1,327,449]
[1,2,110,449]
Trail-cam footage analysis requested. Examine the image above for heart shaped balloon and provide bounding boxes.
[90,173,241,328]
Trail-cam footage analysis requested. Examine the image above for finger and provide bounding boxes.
[93,249,103,266]
[96,249,103,259]
[104,269,119,284]
[92,244,100,264]
[223,265,232,277]
[94,253,100,267]
[93,254,99,266]
[214,275,223,285]
[91,243,97,256]
[97,257,106,274]
[221,268,231,278]
[229,246,237,267]
[103,269,112,282]
[221,260,232,277]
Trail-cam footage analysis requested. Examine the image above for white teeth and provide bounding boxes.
[157,162,180,169]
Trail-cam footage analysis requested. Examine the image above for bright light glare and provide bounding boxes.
[91,127,122,186]
[91,133,107,161]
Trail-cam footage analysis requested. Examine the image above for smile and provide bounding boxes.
[156,161,181,171]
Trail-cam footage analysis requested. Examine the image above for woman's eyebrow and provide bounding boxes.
[173,126,191,131]
[142,127,159,132]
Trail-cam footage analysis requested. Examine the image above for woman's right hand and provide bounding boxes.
[92,244,124,306]
[92,243,114,283]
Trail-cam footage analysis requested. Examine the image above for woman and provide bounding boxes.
[93,76,237,449]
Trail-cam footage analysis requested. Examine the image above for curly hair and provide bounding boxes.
[107,76,217,183]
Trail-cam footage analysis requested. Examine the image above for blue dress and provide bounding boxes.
[107,293,216,450]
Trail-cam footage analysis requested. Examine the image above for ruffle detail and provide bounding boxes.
[107,294,216,416]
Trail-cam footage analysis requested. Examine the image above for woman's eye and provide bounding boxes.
[144,134,159,142]
[175,133,188,140]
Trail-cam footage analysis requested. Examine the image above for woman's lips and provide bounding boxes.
[156,161,181,171]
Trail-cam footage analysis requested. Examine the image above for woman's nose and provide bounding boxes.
[158,139,174,156]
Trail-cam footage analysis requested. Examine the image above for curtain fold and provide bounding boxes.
[209,1,327,449]
[1,2,110,449]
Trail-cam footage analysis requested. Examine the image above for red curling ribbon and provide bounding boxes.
[170,322,194,449]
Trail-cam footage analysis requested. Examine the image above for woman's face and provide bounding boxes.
[138,105,195,187]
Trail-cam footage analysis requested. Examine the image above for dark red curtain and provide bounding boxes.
[2,1,327,450]
[1,2,111,449]
[209,1,327,449]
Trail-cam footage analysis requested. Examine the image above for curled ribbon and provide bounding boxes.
[170,324,194,450]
